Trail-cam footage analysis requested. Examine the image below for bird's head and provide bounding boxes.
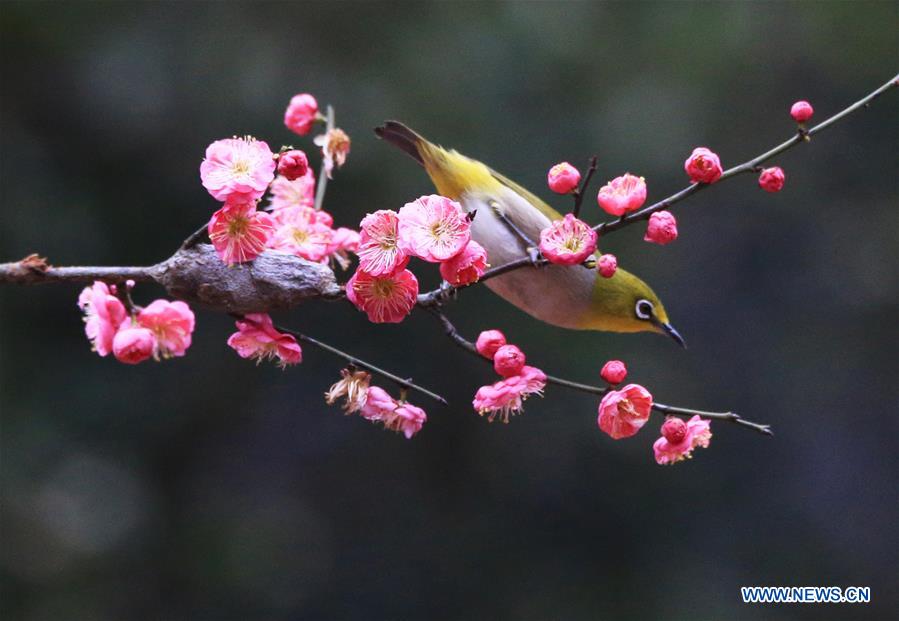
[584,267,686,347]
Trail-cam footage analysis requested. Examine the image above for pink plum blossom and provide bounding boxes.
[600,360,627,385]
[547,162,581,194]
[269,205,334,262]
[355,210,408,276]
[78,281,127,357]
[439,240,488,285]
[596,173,647,216]
[328,227,362,270]
[397,195,471,262]
[314,128,351,179]
[325,368,372,414]
[227,313,302,367]
[684,147,723,184]
[597,383,653,439]
[644,210,678,245]
[200,137,276,202]
[277,149,309,180]
[790,100,814,123]
[112,326,156,365]
[472,365,546,423]
[493,344,526,378]
[345,267,419,324]
[284,93,319,136]
[476,329,506,359]
[137,299,195,358]
[268,170,315,211]
[357,386,427,438]
[539,213,597,265]
[597,253,618,278]
[758,167,785,193]
[359,386,398,422]
[653,415,712,465]
[208,200,274,265]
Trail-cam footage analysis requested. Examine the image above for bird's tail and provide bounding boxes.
[374,121,427,167]
[375,121,497,200]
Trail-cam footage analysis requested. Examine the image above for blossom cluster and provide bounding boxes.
[78,280,195,365]
[199,93,356,268]
[325,368,427,439]
[472,330,547,423]
[346,195,488,323]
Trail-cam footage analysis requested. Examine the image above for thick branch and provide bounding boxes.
[427,307,773,436]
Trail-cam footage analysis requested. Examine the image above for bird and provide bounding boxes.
[375,121,685,347]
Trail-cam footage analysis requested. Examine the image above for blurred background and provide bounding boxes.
[1,2,897,619]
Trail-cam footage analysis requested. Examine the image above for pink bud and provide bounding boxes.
[661,417,688,445]
[112,327,156,365]
[790,100,814,123]
[493,344,526,377]
[644,210,678,245]
[600,359,627,385]
[547,162,581,194]
[277,149,309,180]
[684,147,723,184]
[476,329,506,360]
[758,166,785,193]
[597,253,618,278]
[284,93,319,136]
[596,173,647,216]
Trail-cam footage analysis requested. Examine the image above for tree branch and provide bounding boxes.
[426,307,773,435]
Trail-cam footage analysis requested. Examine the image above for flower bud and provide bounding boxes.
[597,253,618,278]
[493,344,526,377]
[644,210,678,245]
[684,147,723,184]
[758,166,785,193]
[547,162,581,194]
[112,327,155,364]
[277,149,309,180]
[790,100,814,123]
[284,93,319,136]
[476,329,506,359]
[596,173,647,216]
[661,417,688,445]
[600,359,627,385]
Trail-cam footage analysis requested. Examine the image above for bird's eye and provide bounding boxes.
[635,299,654,320]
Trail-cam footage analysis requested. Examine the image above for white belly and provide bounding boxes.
[461,189,596,330]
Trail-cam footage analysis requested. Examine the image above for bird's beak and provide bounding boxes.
[652,317,687,349]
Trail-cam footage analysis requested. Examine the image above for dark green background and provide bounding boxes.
[2,1,897,619]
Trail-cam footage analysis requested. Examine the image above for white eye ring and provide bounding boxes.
[635,299,654,320]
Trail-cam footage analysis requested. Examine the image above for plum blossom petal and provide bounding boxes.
[355,210,408,276]
[200,137,276,202]
[227,313,301,367]
[345,267,418,324]
[268,169,315,211]
[397,195,471,262]
[597,383,653,439]
[208,200,274,266]
[539,213,597,265]
[439,240,488,285]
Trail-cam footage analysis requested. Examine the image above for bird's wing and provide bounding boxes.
[488,168,564,222]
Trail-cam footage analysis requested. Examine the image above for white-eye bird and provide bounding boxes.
[375,121,685,346]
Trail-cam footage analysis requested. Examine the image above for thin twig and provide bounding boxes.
[313,105,334,212]
[233,314,447,405]
[571,155,598,219]
[426,307,773,435]
[0,256,156,285]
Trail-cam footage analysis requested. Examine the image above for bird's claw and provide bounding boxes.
[526,246,542,266]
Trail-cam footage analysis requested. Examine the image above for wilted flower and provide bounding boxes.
[200,137,276,202]
[325,368,372,414]
[314,128,351,178]
[596,173,647,216]
[597,383,653,439]
[539,213,597,265]
[227,313,302,367]
[398,195,471,262]
[345,267,419,323]
[357,386,427,439]
[208,200,274,265]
